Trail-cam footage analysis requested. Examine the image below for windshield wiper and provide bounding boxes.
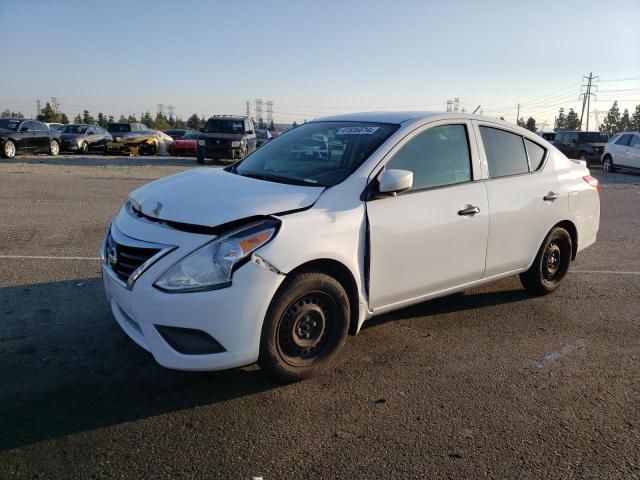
[236,170,324,187]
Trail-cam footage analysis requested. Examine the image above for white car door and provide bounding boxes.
[366,121,489,311]
[628,134,640,168]
[474,122,565,277]
[614,134,633,167]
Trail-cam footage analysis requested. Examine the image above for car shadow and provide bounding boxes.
[3,155,210,169]
[0,275,535,451]
[363,285,532,330]
[0,277,277,451]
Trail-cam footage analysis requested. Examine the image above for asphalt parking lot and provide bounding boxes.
[1,155,639,479]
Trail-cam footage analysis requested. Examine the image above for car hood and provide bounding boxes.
[129,168,324,228]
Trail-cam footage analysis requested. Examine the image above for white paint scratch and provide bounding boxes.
[534,339,587,369]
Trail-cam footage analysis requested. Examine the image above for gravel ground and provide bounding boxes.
[0,155,639,479]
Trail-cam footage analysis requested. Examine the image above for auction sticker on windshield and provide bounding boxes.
[336,126,380,135]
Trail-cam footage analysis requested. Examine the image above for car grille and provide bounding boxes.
[106,231,160,284]
[205,138,230,147]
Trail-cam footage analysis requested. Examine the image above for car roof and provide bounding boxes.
[310,111,521,126]
[209,115,246,121]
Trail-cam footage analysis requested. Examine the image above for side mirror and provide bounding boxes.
[378,169,413,195]
[20,126,29,132]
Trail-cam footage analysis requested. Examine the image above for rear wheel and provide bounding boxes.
[520,227,572,295]
[48,139,59,156]
[602,155,615,173]
[2,140,16,159]
[259,272,350,382]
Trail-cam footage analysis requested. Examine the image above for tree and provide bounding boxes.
[37,102,66,123]
[126,114,137,123]
[632,105,640,131]
[619,108,632,132]
[291,121,298,129]
[1,109,24,118]
[517,117,526,127]
[97,112,108,128]
[153,112,170,130]
[566,108,580,130]
[118,114,128,122]
[82,110,95,125]
[600,101,621,136]
[186,113,203,130]
[268,120,275,131]
[555,108,567,131]
[59,113,69,124]
[525,117,536,132]
[73,113,82,124]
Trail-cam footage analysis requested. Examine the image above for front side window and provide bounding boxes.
[616,134,631,146]
[524,138,546,171]
[386,124,471,191]
[234,121,398,187]
[480,126,529,178]
[569,133,578,144]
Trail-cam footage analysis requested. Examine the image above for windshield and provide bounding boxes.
[0,119,21,131]
[205,119,244,134]
[234,121,399,187]
[108,123,131,133]
[579,132,608,143]
[62,125,88,134]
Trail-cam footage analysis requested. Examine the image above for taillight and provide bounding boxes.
[583,175,600,193]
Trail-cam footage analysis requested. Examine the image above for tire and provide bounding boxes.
[79,141,88,154]
[2,140,16,159]
[602,155,615,173]
[196,156,205,164]
[579,152,589,168]
[520,227,572,295]
[48,139,59,156]
[259,272,350,382]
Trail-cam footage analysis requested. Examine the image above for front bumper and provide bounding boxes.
[102,208,285,371]
[196,145,244,160]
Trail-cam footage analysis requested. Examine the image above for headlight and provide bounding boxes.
[231,141,242,148]
[154,219,279,292]
[198,139,205,146]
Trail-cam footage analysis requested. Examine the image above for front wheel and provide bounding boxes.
[48,139,59,156]
[2,140,16,159]
[259,272,350,382]
[602,155,615,173]
[520,227,572,295]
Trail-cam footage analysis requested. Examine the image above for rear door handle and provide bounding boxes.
[458,205,480,216]
[544,192,559,201]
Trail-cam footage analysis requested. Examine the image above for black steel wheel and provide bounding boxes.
[602,155,615,173]
[520,226,572,295]
[259,272,350,382]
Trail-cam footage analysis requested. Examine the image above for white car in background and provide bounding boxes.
[602,132,640,172]
[101,112,600,382]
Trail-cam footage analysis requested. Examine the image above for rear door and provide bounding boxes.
[614,134,632,167]
[366,120,489,310]
[475,122,564,276]
[32,121,50,151]
[628,134,640,168]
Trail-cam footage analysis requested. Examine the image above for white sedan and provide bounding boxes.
[101,112,600,382]
[602,131,640,172]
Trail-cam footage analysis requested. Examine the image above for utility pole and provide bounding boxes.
[446,100,453,112]
[36,99,41,118]
[516,103,521,124]
[266,101,273,126]
[51,97,59,113]
[579,72,598,131]
[453,97,460,112]
[255,99,263,126]
[245,101,250,118]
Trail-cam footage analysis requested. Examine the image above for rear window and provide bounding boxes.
[578,132,608,143]
[480,127,529,178]
[205,119,245,134]
[108,123,132,133]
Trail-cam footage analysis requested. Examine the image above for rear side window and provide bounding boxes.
[480,126,529,178]
[524,139,546,171]
[386,124,472,191]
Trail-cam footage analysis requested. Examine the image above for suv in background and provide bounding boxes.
[553,131,608,167]
[196,115,257,164]
[601,132,640,172]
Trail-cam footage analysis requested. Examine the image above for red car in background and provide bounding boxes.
[168,132,199,156]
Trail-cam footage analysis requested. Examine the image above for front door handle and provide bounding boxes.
[458,205,480,216]
[544,192,559,201]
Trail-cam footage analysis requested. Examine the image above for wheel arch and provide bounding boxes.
[285,258,360,336]
[555,220,578,260]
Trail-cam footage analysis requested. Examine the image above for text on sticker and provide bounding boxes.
[336,126,380,135]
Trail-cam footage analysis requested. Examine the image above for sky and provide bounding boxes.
[1,0,639,128]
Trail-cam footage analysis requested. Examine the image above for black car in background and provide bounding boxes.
[195,115,257,164]
[255,128,273,148]
[0,118,61,159]
[60,124,113,153]
[553,131,609,167]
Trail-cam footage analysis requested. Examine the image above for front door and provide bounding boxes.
[366,122,489,311]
